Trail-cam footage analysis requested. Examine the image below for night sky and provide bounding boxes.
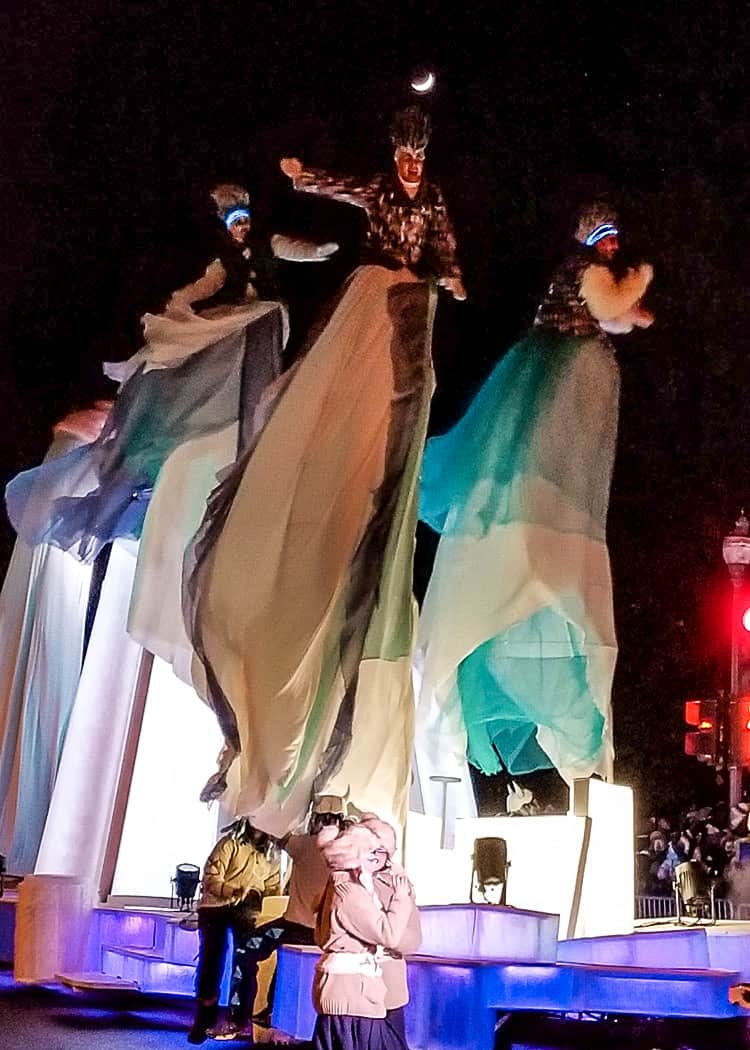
[1,0,748,817]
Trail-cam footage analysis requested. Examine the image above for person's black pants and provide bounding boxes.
[196,904,257,1006]
[231,916,315,1022]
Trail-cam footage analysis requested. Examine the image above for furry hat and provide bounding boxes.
[574,202,619,246]
[313,793,349,817]
[356,813,397,857]
[210,182,251,221]
[389,106,431,151]
[318,824,380,871]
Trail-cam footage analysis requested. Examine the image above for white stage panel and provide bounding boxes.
[111,656,222,898]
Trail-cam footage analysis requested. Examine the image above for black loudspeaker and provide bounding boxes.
[0,854,5,899]
[470,837,510,905]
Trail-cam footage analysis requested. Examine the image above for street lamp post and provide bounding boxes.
[722,511,750,807]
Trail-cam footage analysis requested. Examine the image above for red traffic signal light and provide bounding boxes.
[684,698,718,763]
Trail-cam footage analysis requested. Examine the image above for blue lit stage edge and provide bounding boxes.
[2,895,749,1049]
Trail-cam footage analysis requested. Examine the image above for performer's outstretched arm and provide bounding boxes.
[280,157,379,212]
[270,233,339,262]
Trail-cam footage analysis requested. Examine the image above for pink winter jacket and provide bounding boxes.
[313,870,412,1018]
[374,867,421,1010]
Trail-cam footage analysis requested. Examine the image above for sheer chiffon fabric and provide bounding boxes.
[418,330,618,784]
[0,306,284,872]
[0,435,93,872]
[187,266,436,835]
[6,303,283,563]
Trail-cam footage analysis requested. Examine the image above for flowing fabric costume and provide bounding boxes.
[0,433,93,872]
[187,154,463,835]
[418,236,652,787]
[0,300,284,876]
[7,301,283,564]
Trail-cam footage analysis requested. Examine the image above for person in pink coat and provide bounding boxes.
[313,821,414,1050]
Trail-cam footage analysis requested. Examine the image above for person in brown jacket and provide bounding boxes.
[188,819,280,1044]
[313,822,413,1050]
[358,814,421,1039]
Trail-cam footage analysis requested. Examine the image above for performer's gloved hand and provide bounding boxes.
[316,241,339,259]
[280,157,304,180]
[438,276,467,301]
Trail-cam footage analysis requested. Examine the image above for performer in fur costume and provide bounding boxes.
[417,205,653,789]
[185,107,465,836]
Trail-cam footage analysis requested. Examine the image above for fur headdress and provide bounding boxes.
[313,792,349,818]
[210,183,251,221]
[356,813,397,857]
[389,106,431,151]
[574,202,619,246]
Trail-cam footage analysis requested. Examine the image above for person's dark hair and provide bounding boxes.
[309,811,344,835]
[224,818,278,860]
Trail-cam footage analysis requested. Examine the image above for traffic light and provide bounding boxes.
[685,698,719,764]
[733,586,750,694]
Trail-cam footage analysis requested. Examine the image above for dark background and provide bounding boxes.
[1,0,748,820]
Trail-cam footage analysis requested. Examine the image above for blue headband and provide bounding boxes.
[585,223,619,247]
[224,207,251,229]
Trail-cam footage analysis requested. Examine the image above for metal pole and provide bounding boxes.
[430,775,461,850]
[731,579,741,696]
[724,513,750,810]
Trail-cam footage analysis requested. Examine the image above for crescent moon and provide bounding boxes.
[411,71,435,94]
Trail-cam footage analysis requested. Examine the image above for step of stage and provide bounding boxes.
[418,903,559,962]
[57,971,141,993]
[557,928,711,969]
[94,908,200,965]
[101,945,197,997]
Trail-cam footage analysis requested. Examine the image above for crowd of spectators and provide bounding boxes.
[636,802,750,899]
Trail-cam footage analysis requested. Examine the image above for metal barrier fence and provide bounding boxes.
[635,895,748,921]
[635,895,677,920]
